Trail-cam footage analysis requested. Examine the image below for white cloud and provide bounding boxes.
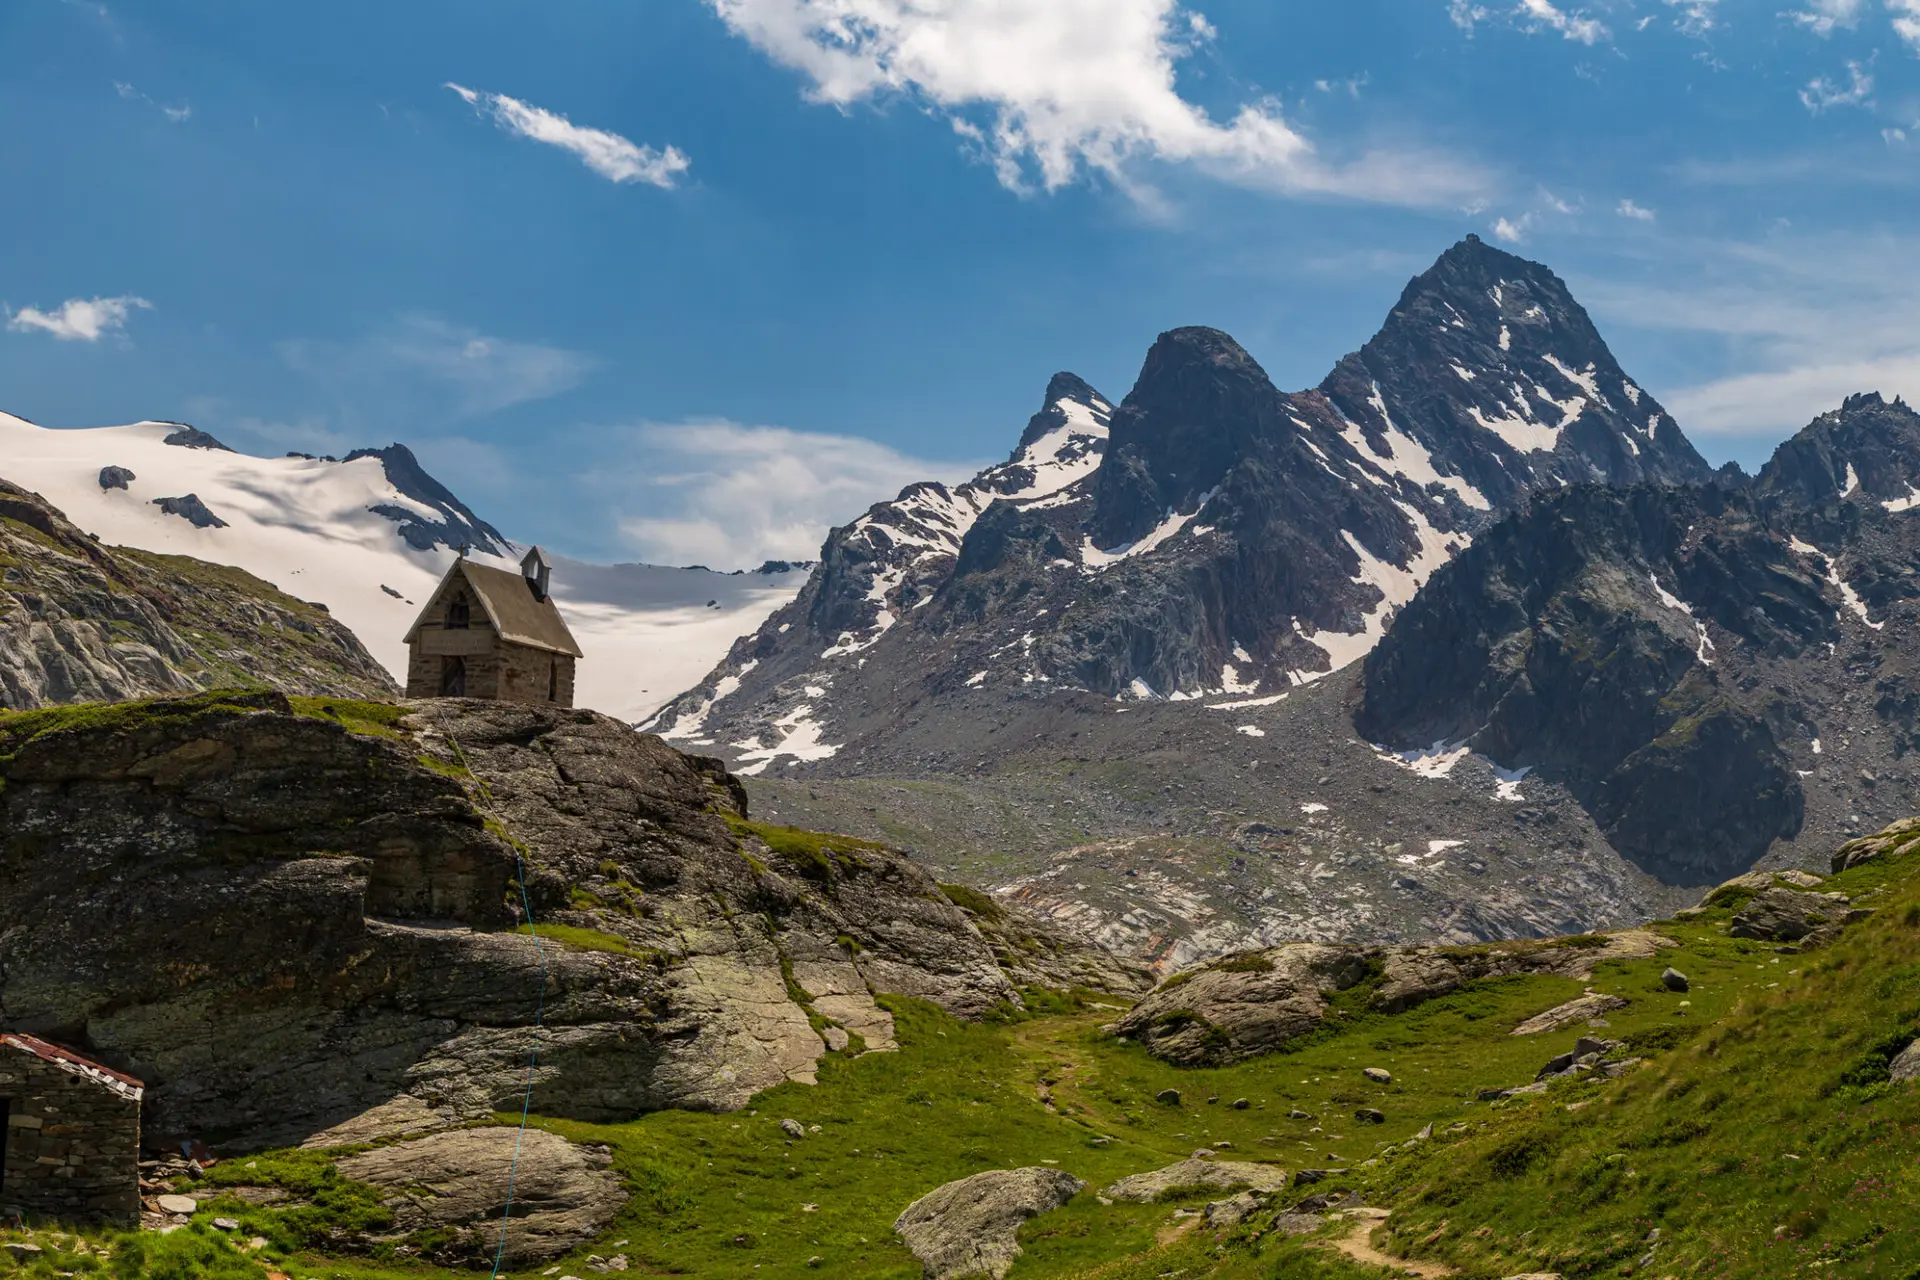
[608,419,985,569]
[1800,61,1874,111]
[1450,0,1493,30]
[1516,0,1609,43]
[707,0,1487,206]
[281,316,594,417]
[1580,232,1920,439]
[1314,73,1369,98]
[6,295,151,341]
[446,83,690,187]
[1492,214,1531,242]
[1787,0,1864,35]
[1892,0,1920,50]
[1668,355,1920,435]
[114,80,190,122]
[1666,0,1721,36]
[1617,198,1656,221]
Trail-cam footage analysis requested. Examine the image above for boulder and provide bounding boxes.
[335,1128,623,1268]
[1832,817,1920,873]
[1891,1041,1920,1084]
[1115,944,1376,1065]
[1511,993,1628,1036]
[1203,1191,1266,1228]
[892,1167,1084,1280]
[1119,931,1673,1066]
[1156,1089,1182,1106]
[1729,888,1848,943]
[1362,1067,1392,1084]
[781,1119,806,1139]
[1704,869,1825,904]
[1354,1109,1386,1124]
[1104,1159,1290,1203]
[1661,968,1690,993]
[151,493,229,529]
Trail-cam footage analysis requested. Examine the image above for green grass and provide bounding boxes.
[288,696,412,741]
[516,922,658,961]
[16,819,1920,1280]
[117,549,336,620]
[939,881,1006,920]
[1357,847,1920,1280]
[0,1225,278,1278]
[0,689,286,757]
[727,814,886,883]
[193,1148,395,1256]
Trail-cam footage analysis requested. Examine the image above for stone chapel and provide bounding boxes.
[404,547,582,706]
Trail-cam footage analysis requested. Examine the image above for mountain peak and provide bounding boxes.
[1757,391,1920,511]
[1320,238,1711,501]
[1840,390,1909,415]
[1042,371,1103,406]
[1015,372,1112,453]
[343,443,510,555]
[1143,326,1267,381]
[1087,326,1280,547]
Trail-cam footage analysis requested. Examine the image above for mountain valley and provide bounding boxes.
[632,238,1920,972]
[5,231,1920,1279]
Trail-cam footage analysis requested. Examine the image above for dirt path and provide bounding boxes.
[1324,1213,1456,1278]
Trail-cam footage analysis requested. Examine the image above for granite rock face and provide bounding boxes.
[893,1167,1085,1280]
[1357,484,1820,883]
[1359,429,1920,885]
[0,693,1120,1150]
[1116,931,1671,1066]
[1832,817,1920,873]
[1102,1158,1290,1203]
[0,479,395,707]
[335,1128,624,1267]
[655,236,1702,764]
[1753,392,1920,513]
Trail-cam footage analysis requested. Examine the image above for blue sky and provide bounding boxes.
[3,0,1919,567]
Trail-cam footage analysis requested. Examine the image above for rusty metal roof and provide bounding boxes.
[1,1033,145,1101]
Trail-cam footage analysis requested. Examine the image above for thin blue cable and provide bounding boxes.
[491,854,549,1279]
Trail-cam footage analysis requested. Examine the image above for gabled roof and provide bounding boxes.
[1,1033,145,1101]
[404,559,584,658]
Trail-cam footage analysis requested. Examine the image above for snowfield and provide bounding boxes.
[0,412,805,722]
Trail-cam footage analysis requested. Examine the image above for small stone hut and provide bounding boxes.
[1,1033,143,1224]
[404,547,583,706]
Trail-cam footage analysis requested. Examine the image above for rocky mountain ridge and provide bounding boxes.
[1360,392,1920,884]
[653,235,1709,777]
[0,479,395,706]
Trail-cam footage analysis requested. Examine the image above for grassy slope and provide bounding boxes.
[4,800,1918,1278]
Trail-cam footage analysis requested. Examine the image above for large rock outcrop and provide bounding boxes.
[0,692,1118,1150]
[1115,931,1671,1067]
[335,1129,624,1267]
[0,479,395,707]
[893,1167,1085,1280]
